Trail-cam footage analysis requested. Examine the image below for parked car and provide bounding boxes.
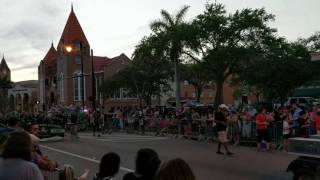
[287,135,320,180]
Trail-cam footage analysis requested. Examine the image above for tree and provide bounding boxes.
[298,31,320,52]
[180,63,213,103]
[100,35,173,107]
[182,2,276,107]
[235,38,315,105]
[150,5,190,108]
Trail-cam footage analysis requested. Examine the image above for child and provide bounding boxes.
[60,164,89,180]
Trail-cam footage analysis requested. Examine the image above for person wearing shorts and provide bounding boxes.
[256,107,270,151]
[283,117,292,152]
[215,104,233,155]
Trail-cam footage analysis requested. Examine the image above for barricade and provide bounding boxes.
[107,116,287,149]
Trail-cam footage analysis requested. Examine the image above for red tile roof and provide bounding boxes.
[109,53,131,65]
[59,8,89,47]
[93,56,112,72]
[93,54,131,72]
[43,43,57,66]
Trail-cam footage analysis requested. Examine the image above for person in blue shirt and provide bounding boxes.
[292,102,302,137]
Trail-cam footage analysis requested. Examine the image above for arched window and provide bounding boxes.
[74,72,85,101]
[59,73,64,102]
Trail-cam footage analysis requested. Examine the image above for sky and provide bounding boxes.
[1,0,320,82]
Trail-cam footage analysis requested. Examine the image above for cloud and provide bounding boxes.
[11,63,39,71]
[1,0,320,82]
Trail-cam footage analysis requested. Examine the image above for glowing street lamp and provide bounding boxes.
[65,46,73,53]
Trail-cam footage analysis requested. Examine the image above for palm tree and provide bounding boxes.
[150,5,190,109]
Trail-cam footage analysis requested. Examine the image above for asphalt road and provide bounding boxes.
[40,132,295,180]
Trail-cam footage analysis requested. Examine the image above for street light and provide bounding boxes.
[65,46,72,53]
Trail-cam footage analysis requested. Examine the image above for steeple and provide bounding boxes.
[43,43,58,66]
[59,5,90,46]
[0,54,10,71]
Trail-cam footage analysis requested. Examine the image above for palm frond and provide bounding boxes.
[150,21,169,31]
[175,5,190,24]
[160,9,175,26]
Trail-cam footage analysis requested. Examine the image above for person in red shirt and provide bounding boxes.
[256,107,270,151]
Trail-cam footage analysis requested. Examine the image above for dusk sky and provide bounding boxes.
[1,0,320,82]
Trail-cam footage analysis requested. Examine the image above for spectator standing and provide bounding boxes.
[207,111,216,142]
[256,107,271,151]
[70,113,79,140]
[283,114,293,152]
[241,111,251,138]
[229,111,240,145]
[138,109,145,135]
[292,102,302,137]
[0,131,44,180]
[93,109,102,137]
[298,110,310,137]
[94,152,121,180]
[123,148,161,180]
[215,104,233,155]
[157,158,196,180]
[191,108,201,138]
[89,111,94,131]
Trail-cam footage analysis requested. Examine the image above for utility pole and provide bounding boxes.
[91,49,96,111]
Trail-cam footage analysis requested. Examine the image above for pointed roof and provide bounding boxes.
[92,54,131,72]
[59,7,90,46]
[0,55,10,71]
[93,56,112,72]
[111,53,131,64]
[43,43,58,66]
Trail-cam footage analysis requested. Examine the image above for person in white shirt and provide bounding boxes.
[283,112,293,152]
[0,131,44,180]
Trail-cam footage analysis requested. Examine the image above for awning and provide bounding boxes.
[291,88,320,97]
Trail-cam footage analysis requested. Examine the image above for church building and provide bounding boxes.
[38,6,135,111]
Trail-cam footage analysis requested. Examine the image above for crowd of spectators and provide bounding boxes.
[0,116,196,180]
[96,101,320,152]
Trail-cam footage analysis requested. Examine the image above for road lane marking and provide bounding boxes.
[79,133,162,138]
[79,135,167,139]
[40,145,134,173]
[78,135,168,142]
[79,136,168,142]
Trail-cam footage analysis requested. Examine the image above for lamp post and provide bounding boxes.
[91,49,95,111]
[65,43,85,112]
